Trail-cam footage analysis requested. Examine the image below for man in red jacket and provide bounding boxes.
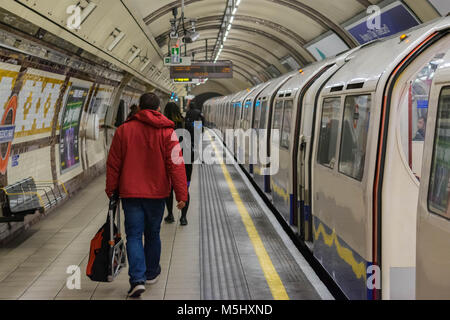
[106,92,188,298]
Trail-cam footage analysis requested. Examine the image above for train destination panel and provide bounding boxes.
[170,61,233,79]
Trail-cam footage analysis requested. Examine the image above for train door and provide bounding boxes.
[293,63,338,243]
[253,97,265,182]
[242,99,254,172]
[271,96,294,225]
[380,34,450,300]
[312,91,374,300]
[416,50,450,299]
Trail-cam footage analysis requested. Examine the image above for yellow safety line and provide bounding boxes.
[208,131,290,300]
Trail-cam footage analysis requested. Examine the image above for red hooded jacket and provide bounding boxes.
[106,109,188,202]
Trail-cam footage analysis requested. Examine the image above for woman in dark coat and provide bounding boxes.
[163,102,192,226]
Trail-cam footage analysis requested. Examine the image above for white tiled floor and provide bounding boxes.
[0,170,201,300]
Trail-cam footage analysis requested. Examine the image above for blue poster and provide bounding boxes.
[347,3,419,45]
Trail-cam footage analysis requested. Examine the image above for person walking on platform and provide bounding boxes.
[163,102,191,226]
[127,104,139,120]
[106,93,188,298]
[185,101,205,165]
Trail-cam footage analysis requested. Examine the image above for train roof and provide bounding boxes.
[244,82,271,102]
[276,60,331,97]
[322,16,450,95]
[256,70,297,101]
[434,50,450,85]
[230,89,250,104]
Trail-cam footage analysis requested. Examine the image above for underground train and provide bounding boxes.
[203,17,450,300]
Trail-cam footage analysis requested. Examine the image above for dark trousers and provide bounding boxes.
[165,190,190,218]
[165,163,192,218]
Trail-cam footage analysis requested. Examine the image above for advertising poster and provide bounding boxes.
[0,63,20,174]
[345,2,419,45]
[306,33,350,61]
[60,86,88,173]
[429,0,450,16]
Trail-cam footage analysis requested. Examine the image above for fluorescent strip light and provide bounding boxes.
[140,59,151,72]
[230,16,234,24]
[227,24,231,31]
[232,7,237,15]
[236,0,241,6]
[108,31,125,51]
[80,2,97,23]
[225,30,229,37]
[128,47,141,64]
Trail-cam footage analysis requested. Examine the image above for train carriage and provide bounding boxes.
[204,16,450,300]
[240,82,271,174]
[251,72,296,193]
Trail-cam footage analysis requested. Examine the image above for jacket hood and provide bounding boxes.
[131,109,174,129]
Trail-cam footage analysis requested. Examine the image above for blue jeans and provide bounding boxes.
[122,198,165,284]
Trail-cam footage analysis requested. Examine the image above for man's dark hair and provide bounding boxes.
[139,93,160,110]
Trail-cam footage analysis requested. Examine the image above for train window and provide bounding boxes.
[272,100,284,145]
[339,95,371,181]
[272,100,284,131]
[234,103,241,128]
[317,97,342,168]
[428,87,450,219]
[245,102,252,121]
[281,100,293,149]
[399,52,446,179]
[259,100,268,130]
[253,100,261,130]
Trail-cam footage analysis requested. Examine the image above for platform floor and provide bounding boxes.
[0,132,332,300]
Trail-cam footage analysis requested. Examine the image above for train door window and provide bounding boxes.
[259,100,268,130]
[245,101,252,129]
[272,100,284,145]
[253,100,261,130]
[317,97,342,168]
[272,100,284,129]
[399,50,447,180]
[234,103,241,128]
[243,102,249,129]
[338,95,371,181]
[281,100,293,149]
[428,86,450,219]
[228,103,233,128]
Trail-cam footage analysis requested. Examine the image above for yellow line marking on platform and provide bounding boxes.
[208,131,289,300]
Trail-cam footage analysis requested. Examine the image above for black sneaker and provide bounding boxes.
[146,265,161,284]
[180,216,188,226]
[164,214,175,223]
[127,282,145,298]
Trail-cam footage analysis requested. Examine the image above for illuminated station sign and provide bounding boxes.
[172,78,208,84]
[170,61,233,79]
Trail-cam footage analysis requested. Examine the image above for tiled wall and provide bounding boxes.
[0,61,129,243]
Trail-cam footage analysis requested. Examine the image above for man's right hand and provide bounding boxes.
[177,201,186,210]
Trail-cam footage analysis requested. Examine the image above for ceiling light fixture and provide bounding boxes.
[79,1,97,23]
[107,28,125,51]
[214,0,242,63]
[128,46,141,64]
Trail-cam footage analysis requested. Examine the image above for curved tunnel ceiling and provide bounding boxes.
[123,0,440,93]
